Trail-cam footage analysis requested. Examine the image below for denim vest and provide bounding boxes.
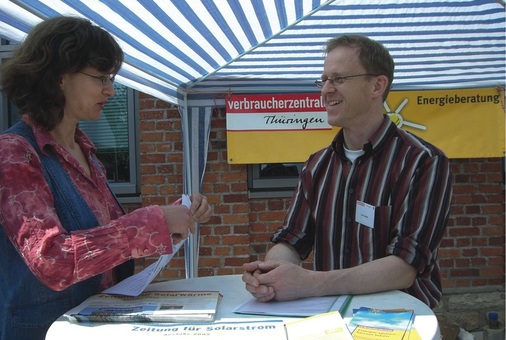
[0,121,133,339]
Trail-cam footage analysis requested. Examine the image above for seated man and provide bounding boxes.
[242,34,453,309]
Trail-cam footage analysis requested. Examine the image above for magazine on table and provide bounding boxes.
[65,290,222,323]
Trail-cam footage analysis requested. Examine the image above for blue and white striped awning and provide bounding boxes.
[1,0,504,105]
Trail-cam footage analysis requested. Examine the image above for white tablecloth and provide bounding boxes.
[46,274,440,340]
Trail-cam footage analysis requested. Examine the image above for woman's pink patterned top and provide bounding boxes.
[0,116,173,291]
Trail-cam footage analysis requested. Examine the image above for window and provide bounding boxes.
[78,85,140,200]
[248,163,302,198]
[0,41,140,202]
[0,80,19,129]
[0,41,19,129]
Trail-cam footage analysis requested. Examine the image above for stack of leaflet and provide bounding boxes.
[347,307,421,340]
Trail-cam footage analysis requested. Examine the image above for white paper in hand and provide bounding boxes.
[102,194,191,296]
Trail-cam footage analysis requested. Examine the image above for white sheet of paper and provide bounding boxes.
[102,194,191,296]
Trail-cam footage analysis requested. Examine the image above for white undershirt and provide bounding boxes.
[344,146,365,163]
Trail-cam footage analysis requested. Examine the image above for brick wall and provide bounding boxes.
[136,93,505,306]
[441,159,505,290]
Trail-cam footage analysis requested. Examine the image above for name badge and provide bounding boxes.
[355,200,375,228]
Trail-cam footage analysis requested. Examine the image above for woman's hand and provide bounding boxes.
[189,193,212,223]
[160,205,194,244]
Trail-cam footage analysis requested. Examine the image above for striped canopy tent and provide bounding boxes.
[1,0,505,277]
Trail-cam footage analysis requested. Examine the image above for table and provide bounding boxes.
[46,274,440,340]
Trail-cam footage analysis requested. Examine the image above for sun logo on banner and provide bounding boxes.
[384,99,427,131]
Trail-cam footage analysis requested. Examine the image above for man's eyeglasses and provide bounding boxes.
[79,72,115,86]
[314,74,379,88]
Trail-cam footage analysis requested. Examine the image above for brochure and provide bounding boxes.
[65,290,222,323]
[233,294,352,317]
[285,311,353,340]
[347,307,417,340]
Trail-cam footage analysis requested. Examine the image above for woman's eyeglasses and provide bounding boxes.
[79,72,115,86]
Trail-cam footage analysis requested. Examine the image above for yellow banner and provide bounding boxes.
[226,88,505,164]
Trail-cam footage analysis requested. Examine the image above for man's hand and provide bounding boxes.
[242,260,315,302]
[242,262,276,302]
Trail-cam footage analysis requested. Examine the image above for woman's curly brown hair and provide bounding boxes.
[0,16,124,130]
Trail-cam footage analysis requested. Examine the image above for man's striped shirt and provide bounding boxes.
[272,116,453,308]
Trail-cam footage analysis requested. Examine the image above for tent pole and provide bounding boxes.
[181,94,197,278]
